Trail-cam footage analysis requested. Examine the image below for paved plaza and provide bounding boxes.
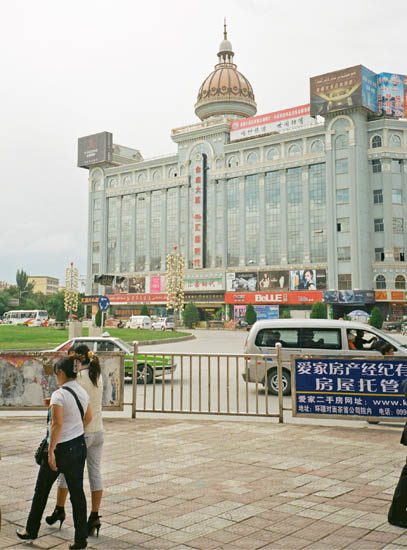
[2,416,407,549]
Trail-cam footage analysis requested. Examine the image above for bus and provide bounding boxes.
[3,310,49,326]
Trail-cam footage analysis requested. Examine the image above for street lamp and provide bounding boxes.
[166,246,184,325]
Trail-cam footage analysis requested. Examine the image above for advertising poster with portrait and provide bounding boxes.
[226,272,258,292]
[258,270,289,291]
[290,269,327,291]
[128,277,146,294]
[149,275,166,293]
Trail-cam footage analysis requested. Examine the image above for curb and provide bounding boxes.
[137,334,196,346]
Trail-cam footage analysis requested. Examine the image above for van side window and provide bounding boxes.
[97,341,115,352]
[255,328,299,348]
[299,328,341,350]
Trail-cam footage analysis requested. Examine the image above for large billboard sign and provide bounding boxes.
[77,132,113,168]
[323,290,375,304]
[377,73,407,117]
[230,104,317,141]
[310,65,377,116]
[289,269,327,291]
[225,291,323,305]
[294,357,407,419]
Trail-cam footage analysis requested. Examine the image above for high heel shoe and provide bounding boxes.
[87,511,102,537]
[69,540,87,549]
[16,529,37,540]
[45,506,66,529]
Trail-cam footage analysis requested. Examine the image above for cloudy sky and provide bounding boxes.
[2,0,406,287]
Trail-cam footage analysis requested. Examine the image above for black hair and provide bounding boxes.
[68,343,101,387]
[54,357,77,379]
[379,342,394,355]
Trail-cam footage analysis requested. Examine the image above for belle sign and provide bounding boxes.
[225,291,323,305]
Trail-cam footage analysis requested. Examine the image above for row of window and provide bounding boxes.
[374,218,406,233]
[375,274,406,289]
[372,159,403,174]
[373,188,404,204]
[372,134,403,148]
[375,247,405,262]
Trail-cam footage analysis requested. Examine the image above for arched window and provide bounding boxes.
[390,134,402,147]
[288,144,301,157]
[228,156,239,168]
[123,176,131,186]
[94,179,104,191]
[215,158,222,169]
[152,170,161,181]
[335,134,348,150]
[310,140,323,153]
[395,275,406,289]
[168,167,177,178]
[372,135,382,148]
[109,178,118,188]
[375,274,386,289]
[247,152,258,165]
[266,147,279,161]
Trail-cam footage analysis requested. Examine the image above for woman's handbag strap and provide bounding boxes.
[61,386,84,420]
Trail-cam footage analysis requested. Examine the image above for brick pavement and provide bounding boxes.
[1,417,407,549]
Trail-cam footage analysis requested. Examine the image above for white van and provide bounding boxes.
[126,315,152,329]
[244,319,407,395]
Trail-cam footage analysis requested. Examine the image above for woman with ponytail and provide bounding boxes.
[46,344,104,538]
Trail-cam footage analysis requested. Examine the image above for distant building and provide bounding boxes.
[0,281,14,290]
[78,25,407,320]
[28,276,59,295]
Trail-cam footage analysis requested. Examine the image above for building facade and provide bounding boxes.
[80,30,407,320]
[27,276,59,295]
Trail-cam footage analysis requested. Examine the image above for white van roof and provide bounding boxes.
[251,319,376,332]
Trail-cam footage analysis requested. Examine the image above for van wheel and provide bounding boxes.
[267,369,291,396]
[136,365,153,384]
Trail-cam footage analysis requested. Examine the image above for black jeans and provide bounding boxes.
[26,434,87,541]
[390,461,407,519]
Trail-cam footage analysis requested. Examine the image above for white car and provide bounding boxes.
[151,318,175,331]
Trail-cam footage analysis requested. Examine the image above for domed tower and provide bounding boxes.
[195,21,257,121]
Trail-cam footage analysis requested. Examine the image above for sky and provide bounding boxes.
[2,0,407,288]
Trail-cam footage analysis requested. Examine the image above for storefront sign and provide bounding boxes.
[107,293,167,304]
[81,295,100,304]
[391,291,405,301]
[184,273,224,291]
[225,291,323,305]
[230,104,317,141]
[234,304,279,320]
[184,292,224,302]
[375,291,388,301]
[294,358,407,419]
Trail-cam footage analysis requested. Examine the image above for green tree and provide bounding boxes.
[95,310,102,327]
[16,269,33,294]
[56,303,67,322]
[140,304,150,316]
[0,290,15,316]
[183,302,199,328]
[310,301,327,319]
[245,303,257,325]
[369,306,384,329]
[280,308,291,319]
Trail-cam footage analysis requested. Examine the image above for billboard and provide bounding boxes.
[258,270,289,291]
[128,277,146,294]
[107,293,167,304]
[310,65,377,116]
[226,272,258,292]
[377,73,407,117]
[323,290,375,304]
[230,104,316,141]
[294,358,407,419]
[234,304,279,321]
[77,132,113,167]
[290,269,327,291]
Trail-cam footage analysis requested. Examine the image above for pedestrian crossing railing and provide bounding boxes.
[128,343,285,421]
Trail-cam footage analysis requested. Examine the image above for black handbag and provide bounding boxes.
[35,436,49,465]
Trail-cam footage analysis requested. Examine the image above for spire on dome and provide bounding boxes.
[224,17,227,40]
[218,19,234,64]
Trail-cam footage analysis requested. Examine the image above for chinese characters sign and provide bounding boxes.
[230,104,316,141]
[77,132,113,167]
[294,358,407,419]
[192,156,205,269]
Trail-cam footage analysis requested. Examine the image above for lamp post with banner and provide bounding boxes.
[166,246,184,326]
[64,262,79,321]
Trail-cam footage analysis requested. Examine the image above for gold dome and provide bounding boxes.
[195,24,257,121]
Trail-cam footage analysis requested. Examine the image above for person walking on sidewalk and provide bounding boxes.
[46,344,104,538]
[16,356,91,549]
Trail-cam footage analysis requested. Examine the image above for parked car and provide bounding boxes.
[125,315,152,329]
[382,321,401,332]
[243,319,407,396]
[52,336,176,383]
[151,318,175,331]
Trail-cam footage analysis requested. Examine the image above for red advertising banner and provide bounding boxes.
[225,291,323,305]
[107,294,167,304]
